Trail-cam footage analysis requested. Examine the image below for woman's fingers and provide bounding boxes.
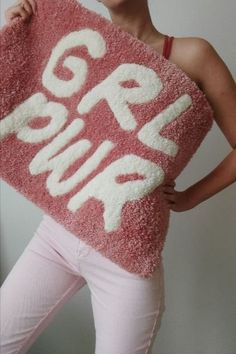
[162,186,174,194]
[161,180,175,188]
[20,0,33,15]
[164,192,176,204]
[5,0,36,23]
[27,0,37,14]
[161,182,176,205]
[5,6,22,22]
[164,191,174,199]
[168,180,176,186]
[18,7,30,21]
[5,6,23,22]
[163,187,173,194]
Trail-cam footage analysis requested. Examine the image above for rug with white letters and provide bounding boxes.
[0,0,214,277]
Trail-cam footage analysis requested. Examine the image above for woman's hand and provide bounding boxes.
[5,0,37,24]
[161,181,197,212]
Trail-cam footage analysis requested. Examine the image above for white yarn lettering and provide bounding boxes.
[138,94,192,157]
[29,118,115,196]
[42,29,106,97]
[77,63,163,130]
[0,28,193,231]
[0,93,67,142]
[68,154,165,232]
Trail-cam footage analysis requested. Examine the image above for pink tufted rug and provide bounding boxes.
[0,0,214,277]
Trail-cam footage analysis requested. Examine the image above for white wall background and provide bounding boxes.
[0,0,235,353]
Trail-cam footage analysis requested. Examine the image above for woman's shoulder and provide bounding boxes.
[171,36,214,66]
[169,36,214,89]
[172,35,212,50]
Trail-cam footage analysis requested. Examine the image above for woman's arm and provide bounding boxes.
[162,38,236,212]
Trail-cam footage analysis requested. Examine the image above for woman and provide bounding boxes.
[1,1,236,354]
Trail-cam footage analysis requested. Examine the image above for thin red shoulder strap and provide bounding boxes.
[162,35,174,59]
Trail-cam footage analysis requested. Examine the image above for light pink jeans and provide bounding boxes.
[0,214,166,354]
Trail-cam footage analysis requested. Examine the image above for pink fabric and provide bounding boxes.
[0,214,165,354]
[0,0,214,277]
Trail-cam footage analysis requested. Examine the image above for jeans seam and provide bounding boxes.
[16,278,81,354]
[144,260,165,354]
[144,301,162,354]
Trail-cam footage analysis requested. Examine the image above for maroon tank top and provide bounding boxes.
[162,35,174,59]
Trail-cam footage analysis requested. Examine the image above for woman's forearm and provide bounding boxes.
[185,148,236,206]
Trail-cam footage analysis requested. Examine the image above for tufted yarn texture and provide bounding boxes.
[0,0,214,278]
